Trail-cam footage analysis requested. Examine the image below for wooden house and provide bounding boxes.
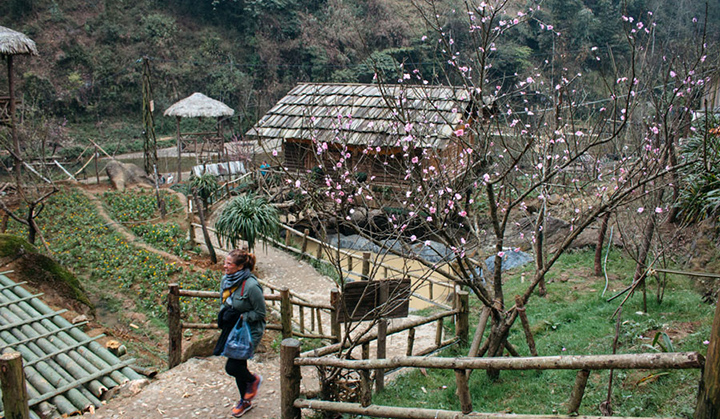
[245,83,488,186]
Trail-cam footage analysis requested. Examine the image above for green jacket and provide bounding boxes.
[225,275,266,350]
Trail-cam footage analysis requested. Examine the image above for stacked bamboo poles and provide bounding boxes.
[0,275,142,417]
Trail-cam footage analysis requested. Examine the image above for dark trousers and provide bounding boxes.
[226,357,254,399]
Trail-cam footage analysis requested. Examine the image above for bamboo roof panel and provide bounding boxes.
[0,275,141,417]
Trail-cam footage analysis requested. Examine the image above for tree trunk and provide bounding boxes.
[193,189,217,264]
[594,212,611,276]
[26,205,36,245]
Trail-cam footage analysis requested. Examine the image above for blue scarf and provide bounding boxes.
[221,268,252,303]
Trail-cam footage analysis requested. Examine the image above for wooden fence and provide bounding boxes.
[166,284,338,369]
[279,297,720,419]
[189,221,456,310]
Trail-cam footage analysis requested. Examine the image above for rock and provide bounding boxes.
[102,378,150,401]
[547,193,563,205]
[72,314,89,324]
[106,160,154,191]
[485,249,533,273]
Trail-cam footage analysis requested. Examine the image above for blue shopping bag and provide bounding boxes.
[221,317,254,360]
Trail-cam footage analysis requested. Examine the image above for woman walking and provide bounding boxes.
[214,249,266,417]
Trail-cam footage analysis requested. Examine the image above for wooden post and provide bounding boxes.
[187,202,196,243]
[299,307,305,334]
[469,307,490,357]
[695,299,720,419]
[429,282,434,301]
[0,351,29,419]
[94,145,100,184]
[280,287,292,339]
[567,369,590,414]
[316,308,324,336]
[176,116,182,182]
[360,342,372,407]
[285,229,292,247]
[330,290,341,343]
[348,255,353,272]
[455,368,472,414]
[167,284,182,369]
[301,229,310,254]
[280,339,301,419]
[407,327,415,356]
[516,295,538,356]
[383,266,388,279]
[435,318,443,347]
[362,252,371,280]
[456,291,469,346]
[316,241,323,260]
[376,319,387,392]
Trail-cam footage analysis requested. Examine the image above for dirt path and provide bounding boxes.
[79,186,440,419]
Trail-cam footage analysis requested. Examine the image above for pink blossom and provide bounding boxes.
[498,251,505,257]
[655,207,663,213]
[454,128,464,136]
[272,150,278,156]
[410,235,417,242]
[637,207,644,213]
[459,210,467,217]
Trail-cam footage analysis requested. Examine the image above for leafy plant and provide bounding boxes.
[214,194,280,251]
[190,172,220,211]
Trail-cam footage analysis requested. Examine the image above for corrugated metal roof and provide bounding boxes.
[0,274,142,418]
[245,82,473,149]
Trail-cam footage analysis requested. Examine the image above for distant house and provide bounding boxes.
[245,83,491,185]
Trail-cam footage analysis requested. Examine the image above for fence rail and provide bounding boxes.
[191,221,456,310]
[166,284,339,368]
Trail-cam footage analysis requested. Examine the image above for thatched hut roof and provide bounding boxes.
[0,26,38,56]
[164,92,234,118]
[246,82,476,149]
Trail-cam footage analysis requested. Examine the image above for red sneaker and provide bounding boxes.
[245,374,263,401]
[232,400,253,417]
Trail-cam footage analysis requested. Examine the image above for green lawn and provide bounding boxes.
[374,250,713,418]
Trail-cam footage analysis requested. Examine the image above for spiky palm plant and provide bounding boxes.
[190,173,219,211]
[677,119,720,224]
[214,194,279,251]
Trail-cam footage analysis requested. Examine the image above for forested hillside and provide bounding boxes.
[1,0,718,136]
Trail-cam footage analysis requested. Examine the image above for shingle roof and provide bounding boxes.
[0,274,142,418]
[246,83,473,149]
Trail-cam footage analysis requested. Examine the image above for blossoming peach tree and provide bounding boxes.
[266,0,713,378]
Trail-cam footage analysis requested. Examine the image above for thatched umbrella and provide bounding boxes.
[0,26,38,180]
[164,92,234,182]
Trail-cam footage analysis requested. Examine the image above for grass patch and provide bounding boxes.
[373,249,713,417]
[5,187,217,324]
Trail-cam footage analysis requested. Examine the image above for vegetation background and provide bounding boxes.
[0,0,718,148]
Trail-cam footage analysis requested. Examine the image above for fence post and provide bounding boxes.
[187,202,196,243]
[280,287,292,338]
[284,228,292,247]
[362,252,371,280]
[407,327,415,356]
[330,289,341,343]
[301,229,310,254]
[316,241,323,260]
[695,298,720,419]
[376,319,387,392]
[456,291,469,346]
[168,283,182,369]
[280,338,301,419]
[0,351,29,419]
[348,255,353,272]
[360,343,372,407]
[454,368,472,414]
